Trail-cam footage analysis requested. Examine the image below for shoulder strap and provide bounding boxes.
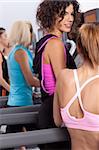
[36,34,57,53]
[74,70,80,93]
[80,74,99,91]
[73,70,84,110]
[74,70,99,110]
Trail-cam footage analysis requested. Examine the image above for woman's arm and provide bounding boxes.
[53,70,69,127]
[0,54,10,92]
[14,49,40,87]
[53,81,63,127]
[45,38,66,79]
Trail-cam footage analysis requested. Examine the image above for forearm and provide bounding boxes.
[0,77,10,92]
[25,72,40,87]
[32,76,40,87]
[53,91,63,127]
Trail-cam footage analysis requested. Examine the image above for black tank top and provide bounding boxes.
[0,52,9,96]
[34,34,77,102]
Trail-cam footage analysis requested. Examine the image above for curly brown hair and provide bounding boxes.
[36,0,80,31]
[68,12,84,42]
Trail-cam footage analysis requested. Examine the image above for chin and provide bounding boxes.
[64,28,71,33]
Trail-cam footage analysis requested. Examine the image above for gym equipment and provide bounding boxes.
[84,8,99,23]
[0,128,70,149]
[0,104,40,114]
[0,111,38,125]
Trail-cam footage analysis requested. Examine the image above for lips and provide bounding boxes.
[64,24,72,28]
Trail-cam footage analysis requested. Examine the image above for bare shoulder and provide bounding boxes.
[45,38,64,53]
[58,69,73,80]
[57,69,74,86]
[48,38,64,46]
[14,49,28,61]
[15,48,26,55]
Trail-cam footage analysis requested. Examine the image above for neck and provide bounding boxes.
[48,29,63,38]
[82,60,99,73]
[3,47,10,56]
[0,45,4,52]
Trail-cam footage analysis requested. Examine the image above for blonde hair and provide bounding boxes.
[77,23,99,68]
[25,21,33,34]
[9,20,31,46]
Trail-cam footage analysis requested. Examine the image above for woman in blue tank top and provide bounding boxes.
[6,21,40,142]
[7,21,40,107]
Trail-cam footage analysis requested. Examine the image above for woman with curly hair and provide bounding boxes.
[35,0,80,129]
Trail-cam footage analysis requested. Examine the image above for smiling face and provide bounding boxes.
[55,4,74,33]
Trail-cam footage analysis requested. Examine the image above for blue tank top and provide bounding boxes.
[7,45,33,106]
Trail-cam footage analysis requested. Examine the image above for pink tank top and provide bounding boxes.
[61,70,99,131]
[42,64,56,95]
[41,37,66,95]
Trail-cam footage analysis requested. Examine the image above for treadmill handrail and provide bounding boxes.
[0,128,70,149]
[0,111,38,125]
[0,104,40,114]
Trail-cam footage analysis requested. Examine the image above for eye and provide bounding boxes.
[64,11,74,17]
[71,13,75,16]
[64,12,68,15]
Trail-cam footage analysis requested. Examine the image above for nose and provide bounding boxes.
[65,14,74,23]
[68,14,74,22]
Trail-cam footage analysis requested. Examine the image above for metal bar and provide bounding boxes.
[0,96,8,100]
[0,96,8,107]
[0,104,40,114]
[0,111,38,125]
[0,128,70,149]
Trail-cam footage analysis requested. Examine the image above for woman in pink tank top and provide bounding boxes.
[36,0,80,132]
[53,23,99,150]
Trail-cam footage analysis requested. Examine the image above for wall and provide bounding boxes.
[0,0,99,40]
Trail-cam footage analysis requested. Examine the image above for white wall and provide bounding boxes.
[0,0,41,39]
[78,0,99,12]
[0,0,99,40]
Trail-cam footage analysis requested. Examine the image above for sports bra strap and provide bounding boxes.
[73,70,84,110]
[38,36,57,52]
[74,70,99,110]
[80,74,99,91]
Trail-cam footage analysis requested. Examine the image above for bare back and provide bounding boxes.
[58,66,99,150]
